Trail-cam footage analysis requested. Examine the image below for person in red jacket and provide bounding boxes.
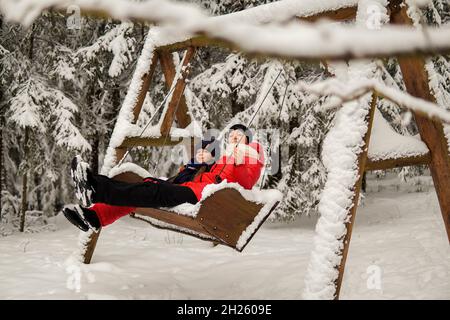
[64,124,264,232]
[179,125,264,200]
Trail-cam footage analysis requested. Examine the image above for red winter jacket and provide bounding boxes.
[180,142,264,201]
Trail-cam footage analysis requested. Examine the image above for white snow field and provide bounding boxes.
[0,175,449,300]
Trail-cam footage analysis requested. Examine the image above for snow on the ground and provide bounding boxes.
[0,175,449,299]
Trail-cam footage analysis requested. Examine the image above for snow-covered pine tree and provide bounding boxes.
[0,13,92,232]
[62,19,140,173]
[265,63,332,221]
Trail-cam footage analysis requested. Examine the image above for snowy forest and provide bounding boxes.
[0,0,449,300]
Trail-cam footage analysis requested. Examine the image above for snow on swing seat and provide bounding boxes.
[366,109,430,169]
[108,163,282,251]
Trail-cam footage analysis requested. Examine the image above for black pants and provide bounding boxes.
[89,174,198,208]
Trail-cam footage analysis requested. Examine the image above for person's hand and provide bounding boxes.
[232,145,246,165]
[195,148,213,163]
[230,143,260,165]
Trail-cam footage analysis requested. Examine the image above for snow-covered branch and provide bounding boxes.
[1,0,450,61]
[8,78,91,152]
[0,0,204,28]
[0,0,358,27]
[297,77,450,124]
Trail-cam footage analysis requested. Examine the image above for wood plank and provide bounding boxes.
[157,7,358,52]
[390,2,450,243]
[134,207,209,236]
[158,51,176,85]
[365,153,431,171]
[197,188,264,249]
[133,54,158,121]
[130,214,220,243]
[52,5,357,33]
[335,94,377,299]
[118,136,183,148]
[49,4,450,61]
[82,230,100,264]
[301,6,357,23]
[158,49,193,132]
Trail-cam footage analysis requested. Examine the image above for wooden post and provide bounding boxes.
[390,3,450,243]
[158,48,195,134]
[132,54,158,121]
[334,94,378,299]
[82,51,159,264]
[81,229,100,264]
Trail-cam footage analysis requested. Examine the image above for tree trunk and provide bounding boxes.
[230,90,244,116]
[0,12,4,221]
[34,173,42,211]
[53,175,63,215]
[19,24,34,231]
[19,173,28,232]
[91,134,99,174]
[28,26,34,61]
[19,128,30,232]
[0,120,3,223]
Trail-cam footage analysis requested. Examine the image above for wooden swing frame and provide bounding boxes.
[330,1,450,299]
[82,40,283,265]
[78,0,450,301]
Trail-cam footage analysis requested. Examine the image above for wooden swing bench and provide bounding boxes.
[111,169,281,252]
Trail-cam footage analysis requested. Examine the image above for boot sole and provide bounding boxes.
[63,207,89,232]
[74,205,100,233]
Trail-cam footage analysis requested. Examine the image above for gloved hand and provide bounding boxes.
[233,144,246,165]
[227,143,259,165]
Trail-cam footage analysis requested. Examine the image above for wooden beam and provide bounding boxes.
[51,4,357,31]
[82,230,100,264]
[335,94,377,299]
[365,153,431,171]
[158,48,195,135]
[159,51,177,87]
[159,30,450,62]
[390,2,450,243]
[159,50,191,130]
[132,54,159,121]
[44,4,450,61]
[301,6,357,23]
[157,7,358,53]
[119,136,183,148]
[156,36,221,53]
